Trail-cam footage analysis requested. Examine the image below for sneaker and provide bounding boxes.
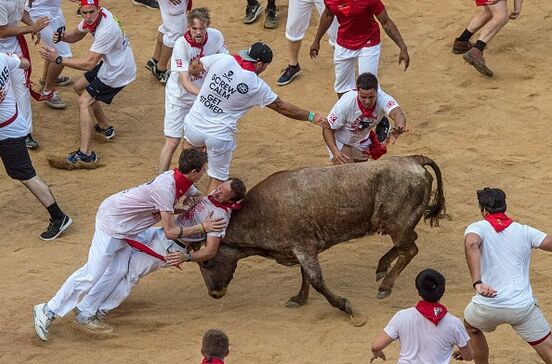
[277,64,301,86]
[452,39,473,54]
[151,64,169,83]
[67,150,98,164]
[463,48,493,77]
[95,124,115,140]
[145,58,158,72]
[39,76,73,88]
[375,116,391,143]
[75,316,114,334]
[160,70,169,86]
[40,214,73,241]
[243,1,262,24]
[44,91,67,109]
[131,0,159,10]
[33,303,53,342]
[25,134,39,150]
[96,310,109,322]
[264,8,279,29]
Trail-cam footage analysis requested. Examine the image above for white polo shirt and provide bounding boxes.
[465,220,546,308]
[78,8,136,88]
[384,307,470,364]
[166,28,228,106]
[327,88,398,147]
[184,53,278,141]
[0,52,27,140]
[0,0,25,53]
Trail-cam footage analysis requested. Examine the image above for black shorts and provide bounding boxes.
[84,62,125,104]
[0,136,36,181]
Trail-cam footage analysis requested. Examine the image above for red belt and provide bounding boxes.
[15,35,50,102]
[0,104,18,128]
[125,238,182,269]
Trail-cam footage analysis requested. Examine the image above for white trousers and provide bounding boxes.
[286,0,337,45]
[164,98,192,138]
[158,0,188,48]
[333,43,381,94]
[47,221,128,317]
[30,9,72,58]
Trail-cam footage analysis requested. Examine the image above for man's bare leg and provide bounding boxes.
[21,176,56,208]
[44,62,65,93]
[288,40,302,66]
[207,177,223,195]
[41,60,49,88]
[156,44,173,72]
[152,32,163,62]
[533,335,552,364]
[475,1,509,43]
[465,321,490,364]
[92,102,110,129]
[159,136,181,172]
[77,91,97,155]
[466,6,493,34]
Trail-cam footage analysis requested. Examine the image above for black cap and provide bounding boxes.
[239,42,273,64]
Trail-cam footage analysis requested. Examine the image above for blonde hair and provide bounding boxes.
[188,7,211,27]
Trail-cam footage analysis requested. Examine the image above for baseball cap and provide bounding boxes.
[80,0,99,7]
[239,42,273,64]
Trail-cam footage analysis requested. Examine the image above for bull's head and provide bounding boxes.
[198,244,241,299]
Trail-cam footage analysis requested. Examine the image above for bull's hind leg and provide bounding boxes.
[375,246,399,282]
[377,231,419,299]
[292,248,366,327]
[285,267,310,307]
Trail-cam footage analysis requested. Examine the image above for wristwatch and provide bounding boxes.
[55,56,63,65]
[184,251,193,262]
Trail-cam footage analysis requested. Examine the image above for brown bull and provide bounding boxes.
[198,155,447,325]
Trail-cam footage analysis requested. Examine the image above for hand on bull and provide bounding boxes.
[370,350,386,362]
[202,211,225,233]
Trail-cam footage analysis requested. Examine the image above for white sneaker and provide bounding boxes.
[75,316,114,334]
[33,303,52,341]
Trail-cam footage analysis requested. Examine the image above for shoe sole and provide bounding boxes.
[56,78,73,87]
[277,70,301,86]
[243,5,262,24]
[46,102,67,110]
[463,53,494,77]
[105,131,115,140]
[131,0,158,9]
[452,48,469,54]
[40,217,73,241]
[74,319,114,334]
[33,304,48,341]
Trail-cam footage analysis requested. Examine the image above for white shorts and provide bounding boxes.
[286,0,337,45]
[183,123,236,181]
[158,0,188,48]
[164,98,192,138]
[334,43,381,94]
[464,301,551,343]
[327,137,371,161]
[30,9,72,58]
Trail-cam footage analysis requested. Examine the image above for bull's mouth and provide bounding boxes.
[208,288,227,299]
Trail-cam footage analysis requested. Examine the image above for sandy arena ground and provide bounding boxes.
[1,0,552,362]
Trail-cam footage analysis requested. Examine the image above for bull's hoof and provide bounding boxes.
[285,296,307,308]
[344,299,366,327]
[377,289,392,299]
[375,271,386,282]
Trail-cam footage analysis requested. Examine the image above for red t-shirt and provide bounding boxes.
[325,0,386,50]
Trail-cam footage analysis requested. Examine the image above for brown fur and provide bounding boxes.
[199,155,447,324]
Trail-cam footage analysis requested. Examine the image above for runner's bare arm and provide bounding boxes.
[376,10,410,71]
[310,6,335,59]
[538,235,552,252]
[179,72,200,95]
[465,232,497,297]
[267,97,329,128]
[56,27,87,44]
[322,128,350,165]
[39,48,102,71]
[388,107,407,141]
[188,59,205,77]
[161,211,225,240]
[370,331,393,362]
[0,16,48,38]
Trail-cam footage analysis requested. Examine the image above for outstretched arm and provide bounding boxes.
[160,211,225,240]
[376,9,409,71]
[39,48,103,71]
[387,107,407,142]
[370,331,394,362]
[267,97,329,128]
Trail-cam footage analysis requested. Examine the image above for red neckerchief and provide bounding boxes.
[200,358,224,364]
[82,8,106,33]
[233,55,256,72]
[184,30,208,58]
[125,238,181,270]
[15,36,48,101]
[356,95,376,118]
[173,168,193,200]
[208,195,241,212]
[415,300,448,326]
[484,213,513,232]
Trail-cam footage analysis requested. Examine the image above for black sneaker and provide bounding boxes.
[277,64,301,86]
[145,58,158,72]
[264,8,278,29]
[66,150,98,164]
[40,214,73,241]
[151,64,168,83]
[375,117,391,143]
[95,124,115,140]
[131,0,159,10]
[243,1,262,24]
[26,134,39,150]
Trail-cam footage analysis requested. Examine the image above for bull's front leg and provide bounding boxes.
[292,248,366,327]
[285,267,310,307]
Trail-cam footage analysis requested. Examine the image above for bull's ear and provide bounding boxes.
[200,259,216,268]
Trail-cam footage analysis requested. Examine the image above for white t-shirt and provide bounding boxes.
[384,307,470,364]
[465,220,546,308]
[78,8,136,88]
[327,89,398,147]
[184,53,278,141]
[0,0,25,53]
[0,52,28,140]
[25,0,61,14]
[159,0,188,16]
[96,171,199,239]
[174,196,232,244]
[165,28,228,106]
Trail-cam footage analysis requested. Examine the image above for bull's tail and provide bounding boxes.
[416,155,450,227]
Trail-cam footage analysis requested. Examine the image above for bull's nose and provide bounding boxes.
[208,288,227,299]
